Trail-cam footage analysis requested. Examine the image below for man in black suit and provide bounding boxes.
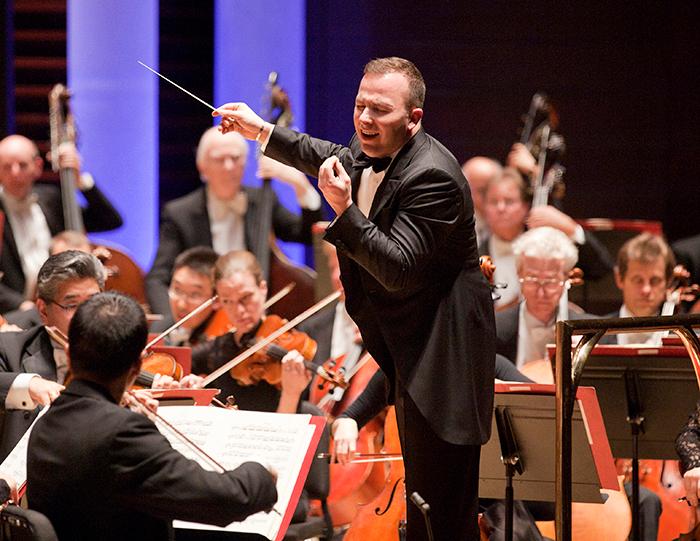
[0,134,122,313]
[145,127,323,316]
[0,250,104,460]
[26,292,277,541]
[214,57,495,541]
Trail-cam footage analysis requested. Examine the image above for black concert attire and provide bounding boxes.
[26,379,276,541]
[145,186,322,316]
[0,182,122,313]
[264,125,496,540]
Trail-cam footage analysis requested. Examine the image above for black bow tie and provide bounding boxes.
[352,153,392,173]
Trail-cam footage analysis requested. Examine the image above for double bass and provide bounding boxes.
[48,84,147,304]
[253,73,317,321]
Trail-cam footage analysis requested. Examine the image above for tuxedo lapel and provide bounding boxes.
[191,188,213,246]
[21,329,57,380]
[0,200,21,267]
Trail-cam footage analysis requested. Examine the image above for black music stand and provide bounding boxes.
[480,387,617,541]
[577,351,699,541]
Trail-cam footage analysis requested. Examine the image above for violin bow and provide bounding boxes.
[201,291,341,387]
[145,295,219,350]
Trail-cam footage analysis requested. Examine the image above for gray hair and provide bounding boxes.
[195,126,249,167]
[36,250,106,302]
[512,226,578,271]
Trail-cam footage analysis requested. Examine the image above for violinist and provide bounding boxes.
[0,134,123,314]
[150,246,220,364]
[145,127,322,317]
[607,232,677,343]
[26,292,278,541]
[195,250,312,414]
[0,251,197,461]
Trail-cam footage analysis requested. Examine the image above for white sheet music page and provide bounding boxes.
[154,406,315,540]
[0,405,49,490]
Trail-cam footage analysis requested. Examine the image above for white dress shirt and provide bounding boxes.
[0,190,52,298]
[516,302,556,369]
[490,234,521,308]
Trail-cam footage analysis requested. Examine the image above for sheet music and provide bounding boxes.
[155,406,316,540]
[0,406,49,489]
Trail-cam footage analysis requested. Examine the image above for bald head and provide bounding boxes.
[462,156,502,215]
[0,135,43,199]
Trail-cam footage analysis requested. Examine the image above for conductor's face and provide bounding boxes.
[353,72,421,158]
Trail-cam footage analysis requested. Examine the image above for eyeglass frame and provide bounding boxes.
[518,275,565,294]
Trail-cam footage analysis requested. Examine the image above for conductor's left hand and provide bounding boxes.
[212,102,270,140]
[318,156,352,216]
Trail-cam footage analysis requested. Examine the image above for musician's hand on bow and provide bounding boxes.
[683,467,700,506]
[277,351,311,414]
[212,102,270,140]
[331,417,359,465]
[28,377,65,406]
[527,205,578,238]
[178,374,205,389]
[124,390,159,415]
[152,373,179,390]
[318,156,352,216]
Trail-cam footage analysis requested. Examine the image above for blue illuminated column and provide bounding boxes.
[214,0,307,264]
[67,0,158,270]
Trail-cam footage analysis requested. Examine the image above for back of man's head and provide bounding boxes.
[68,292,147,381]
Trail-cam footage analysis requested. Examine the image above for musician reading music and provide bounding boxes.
[26,292,277,541]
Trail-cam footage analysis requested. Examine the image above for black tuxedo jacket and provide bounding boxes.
[0,182,123,312]
[145,185,322,316]
[266,126,496,446]
[0,325,56,461]
[27,379,276,541]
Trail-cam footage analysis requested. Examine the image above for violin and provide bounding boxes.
[200,291,346,390]
[231,314,318,386]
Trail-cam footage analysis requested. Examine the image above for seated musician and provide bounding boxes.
[607,232,676,344]
[480,168,613,309]
[195,250,316,522]
[493,226,661,540]
[150,246,221,365]
[2,230,94,330]
[0,134,123,314]
[25,292,277,541]
[145,127,323,317]
[461,156,502,246]
[0,251,198,461]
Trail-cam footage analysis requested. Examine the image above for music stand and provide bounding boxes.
[576,345,699,541]
[480,384,618,541]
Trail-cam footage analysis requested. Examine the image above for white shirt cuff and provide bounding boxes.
[571,224,586,245]
[5,373,39,410]
[298,185,321,210]
[79,172,95,191]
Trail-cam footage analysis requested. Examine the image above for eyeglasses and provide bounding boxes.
[518,276,565,294]
[168,288,208,305]
[50,301,81,312]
